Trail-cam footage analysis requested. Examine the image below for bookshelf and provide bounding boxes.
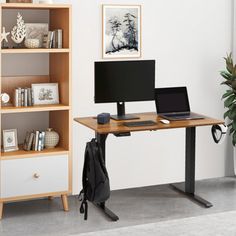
[1,48,70,53]
[0,3,72,219]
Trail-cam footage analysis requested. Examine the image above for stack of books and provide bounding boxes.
[23,131,46,151]
[14,87,33,107]
[43,29,63,49]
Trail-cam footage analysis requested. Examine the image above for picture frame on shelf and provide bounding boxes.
[25,23,48,48]
[102,5,142,59]
[32,83,59,105]
[2,129,19,152]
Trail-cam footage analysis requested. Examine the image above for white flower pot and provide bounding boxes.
[25,39,40,48]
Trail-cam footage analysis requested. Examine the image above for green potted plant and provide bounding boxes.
[221,53,236,145]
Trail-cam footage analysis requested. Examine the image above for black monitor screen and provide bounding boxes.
[95,60,155,103]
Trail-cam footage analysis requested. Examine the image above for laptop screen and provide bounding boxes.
[155,87,190,114]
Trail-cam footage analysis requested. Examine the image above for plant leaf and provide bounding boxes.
[230,127,234,134]
[224,110,230,119]
[222,90,234,99]
[226,62,234,74]
[221,80,232,86]
[233,131,236,146]
[228,103,235,109]
[230,127,235,134]
[220,71,233,80]
[229,109,236,120]
[224,94,235,107]
[233,65,236,77]
[232,121,236,130]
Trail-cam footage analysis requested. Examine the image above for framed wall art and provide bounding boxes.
[32,83,59,105]
[102,5,142,59]
[25,23,48,48]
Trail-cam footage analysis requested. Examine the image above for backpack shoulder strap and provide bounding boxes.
[96,140,109,178]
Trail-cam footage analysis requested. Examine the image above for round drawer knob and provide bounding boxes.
[33,173,40,179]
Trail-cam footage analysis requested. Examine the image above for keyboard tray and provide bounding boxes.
[123,120,157,127]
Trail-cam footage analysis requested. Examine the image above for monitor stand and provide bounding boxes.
[111,102,140,121]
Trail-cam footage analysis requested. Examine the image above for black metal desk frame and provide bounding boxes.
[94,126,212,222]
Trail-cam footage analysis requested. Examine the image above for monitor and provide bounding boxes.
[94,60,155,120]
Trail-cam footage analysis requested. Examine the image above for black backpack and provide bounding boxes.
[79,138,110,220]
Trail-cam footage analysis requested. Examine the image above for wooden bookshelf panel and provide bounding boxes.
[49,110,70,150]
[1,49,70,54]
[50,8,71,49]
[1,104,70,114]
[50,53,70,106]
[1,147,69,160]
[1,3,71,10]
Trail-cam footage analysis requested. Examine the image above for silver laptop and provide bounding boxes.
[155,87,204,121]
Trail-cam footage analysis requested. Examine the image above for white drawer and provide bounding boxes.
[0,155,68,198]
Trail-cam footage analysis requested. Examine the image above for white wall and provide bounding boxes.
[68,0,233,193]
[43,0,233,192]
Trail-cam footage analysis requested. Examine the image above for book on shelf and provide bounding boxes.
[14,87,33,108]
[37,132,42,151]
[34,131,40,151]
[43,31,54,49]
[28,133,35,151]
[37,131,46,151]
[21,89,24,107]
[57,29,63,48]
[40,131,45,150]
[14,88,19,107]
[43,29,63,49]
[24,131,46,152]
[24,88,28,107]
[23,132,30,151]
[27,88,32,106]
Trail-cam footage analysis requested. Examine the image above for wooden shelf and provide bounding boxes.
[1,147,69,160]
[0,3,71,10]
[1,48,70,54]
[1,104,70,114]
[0,2,72,217]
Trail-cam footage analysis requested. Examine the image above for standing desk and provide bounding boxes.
[74,112,224,221]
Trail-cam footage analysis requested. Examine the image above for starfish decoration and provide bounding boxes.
[1,27,10,43]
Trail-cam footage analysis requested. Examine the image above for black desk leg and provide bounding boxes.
[171,127,213,208]
[94,133,119,221]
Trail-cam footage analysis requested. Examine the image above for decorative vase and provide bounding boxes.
[24,39,40,48]
[44,128,59,149]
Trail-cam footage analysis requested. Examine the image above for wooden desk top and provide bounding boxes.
[74,112,224,134]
